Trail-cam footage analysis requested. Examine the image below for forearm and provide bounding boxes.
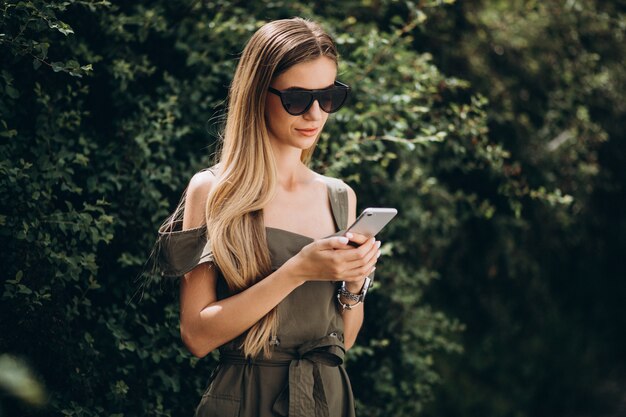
[185,260,303,357]
[341,302,364,350]
[340,277,368,350]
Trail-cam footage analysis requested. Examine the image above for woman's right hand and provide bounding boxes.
[285,233,381,285]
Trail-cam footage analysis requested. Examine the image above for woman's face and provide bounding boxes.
[265,56,337,151]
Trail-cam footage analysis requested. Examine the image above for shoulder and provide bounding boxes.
[184,168,219,229]
[314,172,355,193]
[188,168,218,196]
[344,182,356,206]
[314,172,357,209]
[344,183,357,219]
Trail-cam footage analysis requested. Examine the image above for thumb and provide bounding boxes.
[319,235,350,249]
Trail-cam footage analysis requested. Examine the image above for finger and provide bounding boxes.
[343,262,377,281]
[343,231,370,246]
[343,237,378,262]
[341,239,380,270]
[341,232,361,249]
[318,235,351,250]
[335,241,358,250]
[344,253,377,278]
[364,242,381,266]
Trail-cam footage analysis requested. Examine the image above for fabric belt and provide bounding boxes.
[218,334,345,417]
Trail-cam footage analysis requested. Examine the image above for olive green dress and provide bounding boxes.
[155,170,375,417]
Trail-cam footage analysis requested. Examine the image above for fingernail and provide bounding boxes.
[371,266,376,273]
[345,232,353,239]
[377,250,381,258]
[376,241,381,248]
[339,237,348,244]
[371,237,375,244]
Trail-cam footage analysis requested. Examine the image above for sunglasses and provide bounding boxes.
[267,80,351,116]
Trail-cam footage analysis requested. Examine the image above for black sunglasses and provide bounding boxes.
[267,80,351,116]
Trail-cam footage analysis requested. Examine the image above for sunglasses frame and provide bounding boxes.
[267,80,351,116]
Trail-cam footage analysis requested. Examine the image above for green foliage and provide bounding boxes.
[415,1,626,416]
[4,0,619,416]
[313,10,536,414]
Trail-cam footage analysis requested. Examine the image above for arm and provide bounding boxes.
[179,172,376,358]
[341,185,366,351]
[179,171,305,358]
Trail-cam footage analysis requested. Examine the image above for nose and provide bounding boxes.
[303,99,323,120]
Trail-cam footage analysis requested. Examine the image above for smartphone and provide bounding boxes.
[345,207,398,247]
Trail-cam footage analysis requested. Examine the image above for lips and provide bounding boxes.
[295,127,319,136]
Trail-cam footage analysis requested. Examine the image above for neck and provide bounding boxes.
[270,143,310,191]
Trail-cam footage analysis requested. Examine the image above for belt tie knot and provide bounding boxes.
[272,334,345,417]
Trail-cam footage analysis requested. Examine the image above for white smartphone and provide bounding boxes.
[345,207,398,247]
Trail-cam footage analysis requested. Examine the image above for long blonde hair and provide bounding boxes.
[191,18,338,358]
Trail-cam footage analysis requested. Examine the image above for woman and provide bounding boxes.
[155,17,380,417]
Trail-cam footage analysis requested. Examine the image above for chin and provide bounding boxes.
[297,137,319,150]
[269,131,320,150]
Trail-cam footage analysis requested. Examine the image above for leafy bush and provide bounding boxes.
[0,1,572,416]
[417,1,626,416]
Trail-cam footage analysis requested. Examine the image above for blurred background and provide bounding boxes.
[1,1,624,416]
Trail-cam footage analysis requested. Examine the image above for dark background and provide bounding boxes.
[1,1,624,416]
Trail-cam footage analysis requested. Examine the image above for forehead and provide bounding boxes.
[272,56,337,90]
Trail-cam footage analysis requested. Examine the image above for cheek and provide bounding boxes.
[265,97,286,127]
[266,95,280,115]
[266,97,298,134]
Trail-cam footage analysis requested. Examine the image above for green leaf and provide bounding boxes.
[51,62,64,72]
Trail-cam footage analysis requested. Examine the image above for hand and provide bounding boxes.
[340,232,379,292]
[341,231,373,249]
[286,233,381,285]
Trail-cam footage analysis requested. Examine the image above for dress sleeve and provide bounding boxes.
[155,222,215,278]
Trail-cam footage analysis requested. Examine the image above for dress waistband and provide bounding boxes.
[218,334,345,417]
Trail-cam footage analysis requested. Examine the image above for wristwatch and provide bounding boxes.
[336,277,371,311]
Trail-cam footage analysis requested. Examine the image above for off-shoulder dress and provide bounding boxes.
[155,168,375,417]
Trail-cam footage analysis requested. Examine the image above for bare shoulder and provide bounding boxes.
[184,169,218,230]
[188,169,217,193]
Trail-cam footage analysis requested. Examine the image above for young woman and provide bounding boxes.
[155,17,380,417]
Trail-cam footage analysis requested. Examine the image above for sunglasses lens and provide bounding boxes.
[319,88,348,113]
[282,91,312,115]
[276,84,349,115]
